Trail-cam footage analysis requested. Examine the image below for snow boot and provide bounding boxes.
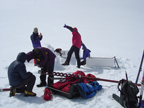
[62,62,69,65]
[37,82,47,87]
[37,75,47,87]
[24,90,36,96]
[9,87,16,97]
[77,65,80,68]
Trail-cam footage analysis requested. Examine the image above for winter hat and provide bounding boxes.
[34,27,38,33]
[32,48,44,60]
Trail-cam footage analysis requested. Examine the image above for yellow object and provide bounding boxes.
[25,90,35,95]
[37,58,40,61]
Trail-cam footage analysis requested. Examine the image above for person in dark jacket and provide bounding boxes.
[62,24,82,68]
[81,43,91,65]
[30,27,43,65]
[8,52,36,97]
[27,47,56,87]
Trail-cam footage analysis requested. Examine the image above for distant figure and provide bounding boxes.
[8,52,36,97]
[81,43,91,65]
[30,27,43,65]
[62,24,82,68]
[54,48,62,56]
[27,47,56,87]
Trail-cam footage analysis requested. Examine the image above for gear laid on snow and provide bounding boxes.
[44,88,52,101]
[113,79,139,108]
[76,81,102,99]
[47,71,102,99]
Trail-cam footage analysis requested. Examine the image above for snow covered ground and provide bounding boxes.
[0,0,144,108]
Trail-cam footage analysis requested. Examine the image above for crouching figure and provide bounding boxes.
[8,52,36,97]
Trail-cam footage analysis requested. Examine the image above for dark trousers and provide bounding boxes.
[66,45,80,67]
[15,75,36,92]
[40,61,54,87]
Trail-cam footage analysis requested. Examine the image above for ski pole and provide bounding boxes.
[138,70,144,108]
[135,50,144,84]
[114,56,120,68]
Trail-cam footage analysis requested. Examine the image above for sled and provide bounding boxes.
[86,56,119,68]
[47,83,80,99]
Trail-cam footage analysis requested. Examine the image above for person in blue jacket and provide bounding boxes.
[81,43,91,65]
[30,27,43,65]
[8,52,36,97]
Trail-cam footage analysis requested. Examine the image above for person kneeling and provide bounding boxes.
[8,52,36,97]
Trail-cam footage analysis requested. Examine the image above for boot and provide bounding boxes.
[9,87,16,97]
[48,75,54,87]
[62,62,69,65]
[77,65,80,68]
[37,82,47,87]
[24,90,36,97]
[37,75,47,87]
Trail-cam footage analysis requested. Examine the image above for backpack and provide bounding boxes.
[118,79,139,108]
[76,81,102,99]
[44,88,52,101]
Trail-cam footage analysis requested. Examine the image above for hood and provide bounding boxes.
[16,52,27,63]
[74,27,78,32]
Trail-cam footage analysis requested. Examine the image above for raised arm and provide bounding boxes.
[64,24,74,32]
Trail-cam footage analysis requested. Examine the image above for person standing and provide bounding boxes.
[81,43,91,65]
[62,24,82,68]
[30,27,43,65]
[27,47,56,87]
[8,52,36,97]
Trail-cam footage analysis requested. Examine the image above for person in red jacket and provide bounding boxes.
[62,24,82,68]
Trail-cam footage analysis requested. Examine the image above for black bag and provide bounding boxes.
[118,79,139,108]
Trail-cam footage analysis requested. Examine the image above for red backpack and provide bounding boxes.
[44,88,51,101]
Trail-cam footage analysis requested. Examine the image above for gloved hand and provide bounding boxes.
[64,24,67,28]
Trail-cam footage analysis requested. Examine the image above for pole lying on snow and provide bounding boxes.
[43,71,141,86]
[51,77,141,86]
[0,88,10,92]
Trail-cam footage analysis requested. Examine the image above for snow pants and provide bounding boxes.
[66,45,80,67]
[14,74,36,92]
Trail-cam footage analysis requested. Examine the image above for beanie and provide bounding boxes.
[34,27,38,33]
